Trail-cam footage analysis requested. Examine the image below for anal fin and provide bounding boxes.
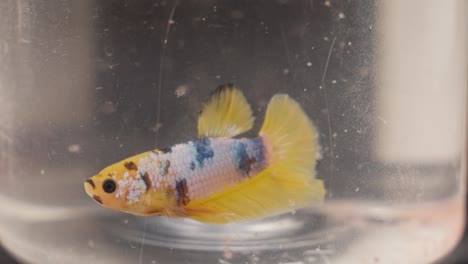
[184,167,325,224]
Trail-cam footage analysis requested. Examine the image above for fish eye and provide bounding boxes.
[102,179,116,193]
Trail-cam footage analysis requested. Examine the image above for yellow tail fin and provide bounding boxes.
[185,94,325,224]
[260,94,320,176]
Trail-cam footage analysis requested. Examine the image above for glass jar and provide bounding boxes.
[0,1,466,263]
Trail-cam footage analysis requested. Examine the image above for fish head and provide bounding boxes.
[85,153,171,216]
[84,164,133,212]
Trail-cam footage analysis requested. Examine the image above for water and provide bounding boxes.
[0,193,463,263]
[0,1,466,263]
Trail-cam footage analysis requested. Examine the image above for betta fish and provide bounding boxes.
[84,84,325,224]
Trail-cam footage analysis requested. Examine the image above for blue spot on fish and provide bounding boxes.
[250,137,265,162]
[159,146,172,154]
[233,141,252,175]
[233,137,266,176]
[189,138,214,170]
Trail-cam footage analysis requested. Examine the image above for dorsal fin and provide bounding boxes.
[197,84,254,138]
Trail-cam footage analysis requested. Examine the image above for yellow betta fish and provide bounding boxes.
[84,84,325,224]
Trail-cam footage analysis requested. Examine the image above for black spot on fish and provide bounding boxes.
[190,161,195,170]
[140,172,151,191]
[234,141,254,175]
[160,160,171,175]
[85,179,95,189]
[245,158,256,175]
[175,178,190,206]
[212,83,234,108]
[159,146,172,154]
[124,161,138,171]
[211,83,235,97]
[199,84,236,118]
[93,195,103,204]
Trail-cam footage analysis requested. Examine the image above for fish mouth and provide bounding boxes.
[84,178,95,197]
[92,195,103,204]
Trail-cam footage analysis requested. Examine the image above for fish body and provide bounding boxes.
[137,137,267,202]
[84,84,325,224]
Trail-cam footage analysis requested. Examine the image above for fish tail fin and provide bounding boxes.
[260,94,320,176]
[185,94,325,224]
[257,94,325,210]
